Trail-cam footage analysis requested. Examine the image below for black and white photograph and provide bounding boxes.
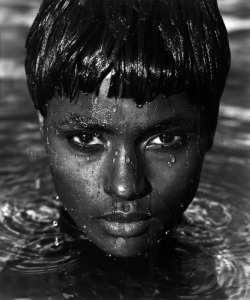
[0,0,249,299]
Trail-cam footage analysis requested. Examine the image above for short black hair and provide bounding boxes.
[25,0,230,130]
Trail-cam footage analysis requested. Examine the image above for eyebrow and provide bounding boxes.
[55,113,113,133]
[145,116,197,133]
[55,113,197,133]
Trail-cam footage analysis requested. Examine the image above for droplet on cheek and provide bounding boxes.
[115,151,118,156]
[56,195,59,200]
[168,154,176,168]
[167,162,173,168]
[125,156,131,164]
[170,154,176,163]
[112,158,115,163]
[86,156,90,161]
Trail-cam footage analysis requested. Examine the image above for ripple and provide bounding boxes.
[0,197,85,273]
[176,170,250,299]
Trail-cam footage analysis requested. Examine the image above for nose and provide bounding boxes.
[103,149,151,200]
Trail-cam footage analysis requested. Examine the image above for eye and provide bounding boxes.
[67,132,104,150]
[147,133,184,150]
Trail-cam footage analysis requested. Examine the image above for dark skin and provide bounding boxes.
[39,76,212,257]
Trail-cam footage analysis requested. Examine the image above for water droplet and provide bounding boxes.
[112,105,117,112]
[35,178,40,189]
[170,154,176,163]
[112,158,115,163]
[115,151,118,156]
[124,205,130,212]
[167,162,172,168]
[136,104,143,108]
[52,220,58,227]
[54,237,59,247]
[56,195,59,200]
[125,156,131,164]
[94,96,98,104]
[117,202,122,209]
[86,156,90,161]
[180,203,184,208]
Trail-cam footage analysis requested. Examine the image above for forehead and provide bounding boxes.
[47,74,198,128]
[47,94,197,131]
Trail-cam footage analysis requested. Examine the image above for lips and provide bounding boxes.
[98,212,151,223]
[95,212,153,237]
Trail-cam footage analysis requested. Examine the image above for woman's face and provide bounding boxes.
[41,78,210,257]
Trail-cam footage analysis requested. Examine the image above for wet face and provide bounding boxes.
[41,78,211,257]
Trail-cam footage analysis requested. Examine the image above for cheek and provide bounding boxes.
[45,139,103,215]
[147,147,204,214]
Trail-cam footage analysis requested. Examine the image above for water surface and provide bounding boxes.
[0,0,250,299]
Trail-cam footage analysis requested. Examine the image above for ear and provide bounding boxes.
[37,111,45,138]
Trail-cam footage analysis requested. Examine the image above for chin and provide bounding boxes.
[97,234,155,258]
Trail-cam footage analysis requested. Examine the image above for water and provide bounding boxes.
[0,0,250,299]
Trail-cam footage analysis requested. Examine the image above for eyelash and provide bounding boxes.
[146,133,185,151]
[65,131,186,153]
[66,132,104,151]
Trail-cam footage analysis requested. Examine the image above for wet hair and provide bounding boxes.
[25,0,230,131]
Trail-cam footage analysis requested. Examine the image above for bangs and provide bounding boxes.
[25,0,230,116]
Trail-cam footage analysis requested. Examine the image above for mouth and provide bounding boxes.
[95,212,153,237]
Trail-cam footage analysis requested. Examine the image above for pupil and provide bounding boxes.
[80,133,92,143]
[160,134,173,144]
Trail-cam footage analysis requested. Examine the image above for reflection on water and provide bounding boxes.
[0,0,250,299]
